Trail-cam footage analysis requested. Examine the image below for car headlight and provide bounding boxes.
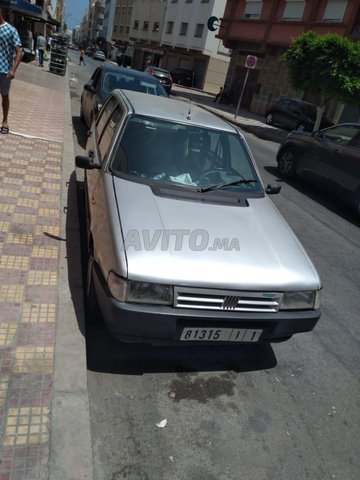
[107,272,173,305]
[280,290,321,310]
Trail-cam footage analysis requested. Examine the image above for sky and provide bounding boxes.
[65,0,89,30]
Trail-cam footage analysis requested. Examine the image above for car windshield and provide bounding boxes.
[102,71,167,97]
[110,115,262,193]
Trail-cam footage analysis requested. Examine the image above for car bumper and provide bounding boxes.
[93,262,321,345]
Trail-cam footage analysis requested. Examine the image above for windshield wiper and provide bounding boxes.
[197,178,258,193]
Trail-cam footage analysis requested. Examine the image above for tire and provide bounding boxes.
[80,103,85,123]
[266,112,274,125]
[85,255,102,324]
[278,149,297,179]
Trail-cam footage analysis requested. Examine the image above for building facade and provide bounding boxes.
[217,0,360,121]
[160,0,230,92]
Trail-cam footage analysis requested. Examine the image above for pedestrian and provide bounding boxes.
[0,7,23,134]
[214,86,223,103]
[47,35,52,52]
[36,32,46,67]
[79,48,86,66]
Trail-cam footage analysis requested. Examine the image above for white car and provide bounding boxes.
[93,50,106,62]
[76,90,322,346]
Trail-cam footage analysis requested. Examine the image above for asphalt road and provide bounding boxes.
[67,51,360,480]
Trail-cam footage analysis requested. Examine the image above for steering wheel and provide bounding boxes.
[199,166,241,183]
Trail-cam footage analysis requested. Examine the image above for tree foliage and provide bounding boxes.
[282,31,360,107]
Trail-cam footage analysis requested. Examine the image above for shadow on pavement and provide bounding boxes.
[65,171,87,338]
[85,319,277,375]
[72,115,88,150]
[265,166,360,227]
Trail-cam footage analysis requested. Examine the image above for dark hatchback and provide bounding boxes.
[143,66,173,94]
[277,123,360,215]
[80,64,168,127]
[170,68,194,87]
[266,98,333,132]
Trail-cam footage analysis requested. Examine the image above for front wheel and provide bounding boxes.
[266,112,274,125]
[85,255,102,325]
[278,149,297,179]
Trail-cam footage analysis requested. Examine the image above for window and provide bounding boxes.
[128,7,132,15]
[179,22,188,36]
[201,0,209,3]
[126,26,129,34]
[95,97,117,145]
[153,22,160,32]
[143,21,149,31]
[194,24,204,38]
[283,0,305,20]
[133,20,139,30]
[166,21,174,34]
[323,0,347,22]
[113,25,118,33]
[98,106,123,162]
[243,1,262,19]
[186,0,193,3]
[171,0,178,3]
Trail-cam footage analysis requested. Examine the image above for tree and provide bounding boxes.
[282,31,360,130]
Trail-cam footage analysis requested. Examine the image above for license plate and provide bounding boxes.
[180,327,262,342]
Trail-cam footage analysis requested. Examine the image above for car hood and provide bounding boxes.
[113,178,321,291]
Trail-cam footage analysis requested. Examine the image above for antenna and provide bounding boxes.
[187,98,192,120]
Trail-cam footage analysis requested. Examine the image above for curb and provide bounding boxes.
[49,68,93,479]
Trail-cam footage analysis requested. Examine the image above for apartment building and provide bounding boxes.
[217,0,360,121]
[160,0,230,91]
[128,0,167,70]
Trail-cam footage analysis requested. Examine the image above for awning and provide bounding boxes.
[0,0,43,19]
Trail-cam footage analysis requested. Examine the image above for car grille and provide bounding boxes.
[174,287,282,312]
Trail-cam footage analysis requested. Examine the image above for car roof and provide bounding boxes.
[279,97,315,107]
[146,66,170,73]
[99,64,158,79]
[114,90,237,132]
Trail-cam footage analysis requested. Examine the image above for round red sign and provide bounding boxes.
[245,55,257,69]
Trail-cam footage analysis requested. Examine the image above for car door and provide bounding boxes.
[275,99,291,128]
[86,97,126,270]
[319,125,360,202]
[299,125,360,196]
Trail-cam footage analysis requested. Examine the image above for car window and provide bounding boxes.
[102,71,167,97]
[110,115,262,193]
[322,125,360,146]
[98,105,124,162]
[95,96,117,139]
[277,99,289,109]
[90,68,101,89]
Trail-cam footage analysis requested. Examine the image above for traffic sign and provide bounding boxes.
[245,55,257,69]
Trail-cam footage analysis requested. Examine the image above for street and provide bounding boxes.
[67,51,360,480]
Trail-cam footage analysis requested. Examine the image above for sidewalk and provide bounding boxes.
[0,61,91,479]
[173,85,288,144]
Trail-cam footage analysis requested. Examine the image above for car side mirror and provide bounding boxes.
[84,83,95,93]
[75,155,101,170]
[266,184,281,195]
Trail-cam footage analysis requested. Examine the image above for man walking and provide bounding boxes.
[79,48,86,66]
[36,32,46,67]
[0,8,23,134]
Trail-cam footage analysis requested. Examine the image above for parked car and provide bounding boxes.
[265,98,333,132]
[76,89,322,345]
[80,64,168,127]
[144,65,172,94]
[93,50,106,62]
[170,68,194,87]
[85,47,94,56]
[277,123,360,215]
